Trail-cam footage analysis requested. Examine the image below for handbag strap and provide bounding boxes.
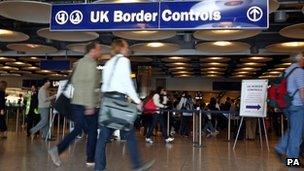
[105,56,121,90]
[62,65,76,92]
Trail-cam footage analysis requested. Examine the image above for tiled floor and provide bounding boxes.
[0,132,301,171]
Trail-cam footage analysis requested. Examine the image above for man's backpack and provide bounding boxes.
[267,67,300,109]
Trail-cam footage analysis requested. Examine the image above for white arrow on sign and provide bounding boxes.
[247,6,263,22]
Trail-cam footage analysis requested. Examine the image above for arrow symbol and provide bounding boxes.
[247,6,263,22]
[250,8,260,20]
[246,105,261,110]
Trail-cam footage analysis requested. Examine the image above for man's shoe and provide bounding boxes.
[145,138,154,144]
[134,159,155,171]
[165,137,174,143]
[86,162,95,167]
[48,147,62,167]
[274,150,285,164]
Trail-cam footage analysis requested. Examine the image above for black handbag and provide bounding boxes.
[53,71,75,121]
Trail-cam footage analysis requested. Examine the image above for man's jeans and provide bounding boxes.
[275,105,304,158]
[95,126,141,171]
[57,104,98,162]
[30,108,49,138]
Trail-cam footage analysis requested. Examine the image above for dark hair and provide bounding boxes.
[156,86,164,95]
[111,39,128,56]
[85,41,100,54]
[0,81,7,91]
[42,78,50,85]
[209,97,217,107]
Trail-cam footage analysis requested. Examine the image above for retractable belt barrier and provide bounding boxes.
[142,109,236,147]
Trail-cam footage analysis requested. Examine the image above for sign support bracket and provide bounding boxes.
[233,117,269,151]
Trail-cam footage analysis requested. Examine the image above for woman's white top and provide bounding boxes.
[101,54,141,104]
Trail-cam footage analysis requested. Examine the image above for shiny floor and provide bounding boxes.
[0,131,301,171]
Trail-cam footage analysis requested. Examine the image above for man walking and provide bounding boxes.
[275,53,304,167]
[48,41,101,167]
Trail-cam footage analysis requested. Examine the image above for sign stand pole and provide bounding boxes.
[258,118,263,148]
[233,116,244,150]
[262,118,270,151]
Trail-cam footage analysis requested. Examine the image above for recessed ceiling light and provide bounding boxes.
[224,0,244,6]
[236,67,260,71]
[0,29,14,35]
[26,44,40,48]
[211,30,240,34]
[213,41,232,46]
[169,67,188,70]
[132,31,157,34]
[201,67,226,71]
[281,42,304,47]
[147,42,164,48]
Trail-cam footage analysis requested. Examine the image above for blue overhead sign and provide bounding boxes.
[50,0,268,31]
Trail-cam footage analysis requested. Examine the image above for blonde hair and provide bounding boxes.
[110,39,128,56]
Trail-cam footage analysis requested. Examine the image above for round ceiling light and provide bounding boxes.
[49,73,68,78]
[0,1,51,24]
[36,70,56,74]
[240,56,273,62]
[37,28,99,42]
[0,29,29,42]
[201,62,228,67]
[169,67,192,71]
[232,71,256,75]
[6,61,31,67]
[266,42,304,53]
[269,0,280,13]
[275,63,292,68]
[166,63,191,67]
[231,75,251,78]
[161,57,191,62]
[0,57,16,62]
[238,63,267,67]
[200,57,230,62]
[194,30,260,41]
[202,71,225,75]
[172,71,194,75]
[196,42,250,53]
[235,67,261,71]
[204,74,223,78]
[66,43,111,54]
[7,43,57,53]
[201,67,226,71]
[175,74,193,78]
[22,66,40,71]
[113,31,176,40]
[279,23,304,39]
[19,57,42,62]
[131,42,180,53]
[0,66,19,71]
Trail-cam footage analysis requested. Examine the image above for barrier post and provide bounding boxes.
[16,108,19,132]
[167,111,170,137]
[198,110,202,147]
[192,111,197,145]
[228,112,231,141]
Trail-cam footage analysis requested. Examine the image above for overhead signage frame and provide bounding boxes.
[50,0,269,31]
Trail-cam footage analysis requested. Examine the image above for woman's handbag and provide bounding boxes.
[98,56,139,131]
[53,71,74,121]
[143,98,157,115]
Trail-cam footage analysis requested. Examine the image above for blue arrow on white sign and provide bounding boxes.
[246,105,261,110]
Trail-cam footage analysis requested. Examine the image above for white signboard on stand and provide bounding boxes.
[240,79,268,118]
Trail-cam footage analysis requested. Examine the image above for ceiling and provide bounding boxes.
[0,0,303,79]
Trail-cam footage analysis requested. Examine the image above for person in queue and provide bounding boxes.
[177,92,194,137]
[275,53,304,167]
[30,78,56,140]
[95,39,155,171]
[48,41,101,167]
[145,87,174,144]
[0,81,7,138]
[25,85,39,137]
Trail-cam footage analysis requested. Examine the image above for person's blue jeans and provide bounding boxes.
[30,108,49,138]
[275,105,304,158]
[95,126,141,171]
[57,104,98,162]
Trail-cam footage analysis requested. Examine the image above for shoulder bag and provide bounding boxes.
[53,70,75,121]
[98,57,139,131]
